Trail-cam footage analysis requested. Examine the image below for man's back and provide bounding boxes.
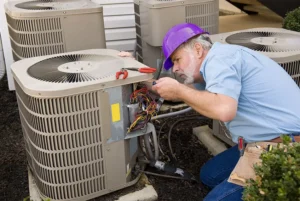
[200,42,300,142]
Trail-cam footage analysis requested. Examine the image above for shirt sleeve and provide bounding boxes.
[202,54,242,101]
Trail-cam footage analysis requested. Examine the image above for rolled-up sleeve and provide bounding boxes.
[202,55,242,101]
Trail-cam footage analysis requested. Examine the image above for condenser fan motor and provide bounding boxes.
[225,31,300,52]
[15,0,86,10]
[27,54,123,83]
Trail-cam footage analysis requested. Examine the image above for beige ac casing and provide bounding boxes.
[135,0,219,47]
[5,0,106,61]
[11,49,153,201]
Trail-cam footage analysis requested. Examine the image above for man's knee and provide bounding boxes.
[200,146,240,188]
[200,162,218,188]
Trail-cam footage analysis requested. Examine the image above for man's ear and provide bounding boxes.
[194,43,203,59]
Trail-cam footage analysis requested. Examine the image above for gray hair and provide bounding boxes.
[179,34,213,51]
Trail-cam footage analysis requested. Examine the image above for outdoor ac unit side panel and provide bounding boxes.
[99,85,139,187]
[212,120,236,146]
[185,0,219,35]
[141,5,185,46]
[99,90,128,191]
[15,81,108,200]
[5,8,106,60]
[62,13,106,50]
[6,14,66,60]
[140,0,219,46]
[15,79,140,200]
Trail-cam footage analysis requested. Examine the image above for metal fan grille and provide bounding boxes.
[16,0,86,10]
[225,31,300,52]
[27,54,123,83]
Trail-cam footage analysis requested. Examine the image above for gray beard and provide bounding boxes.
[184,76,194,85]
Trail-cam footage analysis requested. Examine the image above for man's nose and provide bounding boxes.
[172,64,179,73]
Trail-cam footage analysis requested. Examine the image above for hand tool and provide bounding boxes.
[238,136,245,157]
[124,67,156,73]
[116,68,128,79]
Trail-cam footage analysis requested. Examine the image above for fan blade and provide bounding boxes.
[225,31,300,52]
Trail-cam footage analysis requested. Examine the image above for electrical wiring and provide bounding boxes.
[127,86,158,133]
[138,170,191,181]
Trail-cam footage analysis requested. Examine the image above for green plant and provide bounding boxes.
[243,135,300,201]
[283,7,300,32]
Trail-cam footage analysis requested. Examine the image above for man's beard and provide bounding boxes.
[182,63,196,84]
[184,75,194,84]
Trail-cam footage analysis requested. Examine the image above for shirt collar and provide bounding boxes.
[200,42,221,75]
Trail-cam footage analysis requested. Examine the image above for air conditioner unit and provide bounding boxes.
[134,0,219,78]
[11,49,154,201]
[210,27,300,146]
[5,0,106,61]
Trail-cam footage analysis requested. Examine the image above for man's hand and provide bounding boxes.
[152,77,181,100]
[118,51,135,59]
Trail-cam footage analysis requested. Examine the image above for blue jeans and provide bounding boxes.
[200,145,243,201]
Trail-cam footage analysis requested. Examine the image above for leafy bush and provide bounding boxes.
[243,135,300,201]
[283,7,300,32]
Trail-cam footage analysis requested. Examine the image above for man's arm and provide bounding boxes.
[152,77,237,122]
[177,83,237,122]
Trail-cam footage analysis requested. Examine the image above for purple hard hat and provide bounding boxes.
[162,23,208,70]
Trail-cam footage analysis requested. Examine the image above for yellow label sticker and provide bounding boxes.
[111,103,121,122]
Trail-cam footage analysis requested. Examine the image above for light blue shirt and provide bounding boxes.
[197,42,300,143]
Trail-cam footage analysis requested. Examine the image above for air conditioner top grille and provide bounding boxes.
[11,49,153,97]
[225,31,300,52]
[15,0,87,10]
[27,54,123,83]
[5,0,102,17]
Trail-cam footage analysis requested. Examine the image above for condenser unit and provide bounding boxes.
[134,0,219,78]
[5,0,106,61]
[11,49,154,201]
[210,27,300,146]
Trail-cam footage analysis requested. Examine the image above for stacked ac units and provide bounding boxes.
[134,0,219,78]
[5,0,106,61]
[11,49,153,200]
[209,27,300,145]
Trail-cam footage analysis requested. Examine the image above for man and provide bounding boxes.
[151,23,300,201]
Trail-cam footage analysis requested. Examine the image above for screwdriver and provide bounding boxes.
[238,136,245,157]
